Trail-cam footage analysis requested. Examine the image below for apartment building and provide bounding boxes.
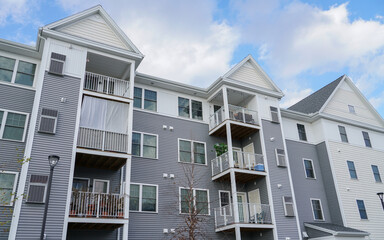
[0,5,382,240]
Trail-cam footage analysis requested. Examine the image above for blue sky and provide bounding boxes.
[1,0,384,117]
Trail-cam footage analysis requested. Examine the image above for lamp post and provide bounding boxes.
[378,192,384,211]
[40,155,60,240]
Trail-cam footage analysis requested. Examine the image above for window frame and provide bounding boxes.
[0,171,19,206]
[356,199,368,220]
[0,54,37,88]
[310,198,325,221]
[218,190,232,216]
[348,105,356,114]
[178,97,203,121]
[133,87,157,112]
[26,174,48,204]
[131,131,158,159]
[303,158,316,179]
[92,179,110,193]
[297,124,307,141]
[338,125,348,143]
[178,138,207,165]
[72,177,90,192]
[130,183,158,213]
[362,131,372,148]
[179,187,210,215]
[371,165,382,183]
[0,109,29,142]
[347,161,358,180]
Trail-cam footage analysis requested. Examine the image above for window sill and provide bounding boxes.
[305,177,317,180]
[130,210,158,214]
[0,80,35,90]
[0,138,24,143]
[178,161,208,167]
[179,212,210,216]
[132,156,158,161]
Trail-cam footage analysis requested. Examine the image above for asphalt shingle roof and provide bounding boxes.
[288,75,344,114]
[305,222,368,234]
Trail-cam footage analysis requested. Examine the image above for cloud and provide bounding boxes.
[280,88,312,108]
[56,0,240,87]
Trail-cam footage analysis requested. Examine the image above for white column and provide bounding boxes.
[129,62,135,98]
[222,87,230,121]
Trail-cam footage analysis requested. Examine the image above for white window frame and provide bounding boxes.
[178,97,203,121]
[0,109,29,142]
[133,87,157,112]
[92,179,110,193]
[356,199,368,220]
[130,182,158,213]
[282,196,295,217]
[179,187,210,215]
[132,131,158,159]
[178,138,207,165]
[275,148,286,167]
[310,198,325,221]
[0,53,38,89]
[26,174,48,203]
[72,177,90,192]
[0,171,19,206]
[303,158,316,179]
[219,190,232,216]
[348,105,356,114]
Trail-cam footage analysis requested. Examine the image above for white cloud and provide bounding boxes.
[56,0,240,87]
[280,88,312,108]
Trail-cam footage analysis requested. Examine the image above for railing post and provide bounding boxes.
[102,131,105,151]
[224,207,227,226]
[242,108,245,123]
[214,210,217,228]
[219,156,223,172]
[96,194,100,218]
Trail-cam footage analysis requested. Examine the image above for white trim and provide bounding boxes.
[0,171,19,206]
[179,187,210,215]
[76,148,129,158]
[133,86,157,112]
[133,108,208,125]
[130,182,158,213]
[355,199,368,220]
[218,190,232,216]
[177,96,204,121]
[131,131,158,159]
[0,109,30,142]
[92,179,110,193]
[177,138,207,166]
[303,158,317,180]
[310,198,325,221]
[26,174,49,203]
[72,177,90,191]
[67,217,126,224]
[282,196,294,217]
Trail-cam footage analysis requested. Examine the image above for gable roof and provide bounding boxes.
[43,5,143,56]
[288,75,344,114]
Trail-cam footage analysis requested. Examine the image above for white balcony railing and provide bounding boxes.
[69,191,125,218]
[211,151,265,176]
[84,71,130,98]
[214,203,272,228]
[77,127,128,153]
[209,104,259,130]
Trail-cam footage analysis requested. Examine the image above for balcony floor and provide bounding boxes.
[216,223,274,232]
[209,121,259,139]
[68,219,125,230]
[76,152,127,170]
[212,168,267,182]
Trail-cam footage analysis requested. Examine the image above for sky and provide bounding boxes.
[1,0,384,117]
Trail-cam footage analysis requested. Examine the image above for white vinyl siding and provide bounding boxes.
[338,125,348,143]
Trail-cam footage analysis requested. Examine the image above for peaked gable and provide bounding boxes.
[44,5,142,55]
[322,78,384,127]
[224,55,282,94]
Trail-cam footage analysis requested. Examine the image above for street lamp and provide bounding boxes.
[378,192,384,211]
[40,155,60,240]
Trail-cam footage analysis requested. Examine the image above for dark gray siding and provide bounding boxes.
[261,120,300,240]
[316,142,343,225]
[67,229,118,240]
[0,84,35,239]
[285,140,332,231]
[16,72,81,239]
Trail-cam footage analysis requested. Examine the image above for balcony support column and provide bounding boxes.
[222,86,230,121]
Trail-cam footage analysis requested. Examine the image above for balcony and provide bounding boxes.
[68,191,126,229]
[84,71,130,98]
[214,203,273,232]
[209,105,259,138]
[77,127,128,154]
[211,151,266,182]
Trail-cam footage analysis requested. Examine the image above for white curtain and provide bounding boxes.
[80,96,129,133]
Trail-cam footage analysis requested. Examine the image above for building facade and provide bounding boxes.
[0,5,382,240]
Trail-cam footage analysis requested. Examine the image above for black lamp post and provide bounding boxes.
[378,192,384,211]
[40,155,60,240]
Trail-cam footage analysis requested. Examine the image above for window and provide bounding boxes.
[270,106,279,123]
[0,171,18,206]
[219,191,231,216]
[27,175,48,203]
[311,199,324,221]
[49,52,66,75]
[297,124,307,141]
[356,200,368,219]
[130,183,157,212]
[372,165,382,183]
[133,87,157,111]
[180,188,209,215]
[178,97,203,120]
[338,126,348,143]
[362,131,371,148]
[93,179,109,193]
[304,159,316,179]
[72,178,89,192]
[347,161,357,179]
[0,55,36,86]
[179,139,206,164]
[283,196,294,217]
[275,148,286,167]
[0,110,28,142]
[131,132,158,159]
[348,105,355,114]
[38,108,58,134]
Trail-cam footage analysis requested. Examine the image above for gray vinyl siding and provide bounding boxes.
[130,110,238,240]
[285,140,332,231]
[74,167,122,194]
[316,142,343,225]
[261,120,300,240]
[16,72,81,239]
[0,84,35,239]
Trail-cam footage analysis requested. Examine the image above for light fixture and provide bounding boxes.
[378,192,384,210]
[48,155,60,168]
